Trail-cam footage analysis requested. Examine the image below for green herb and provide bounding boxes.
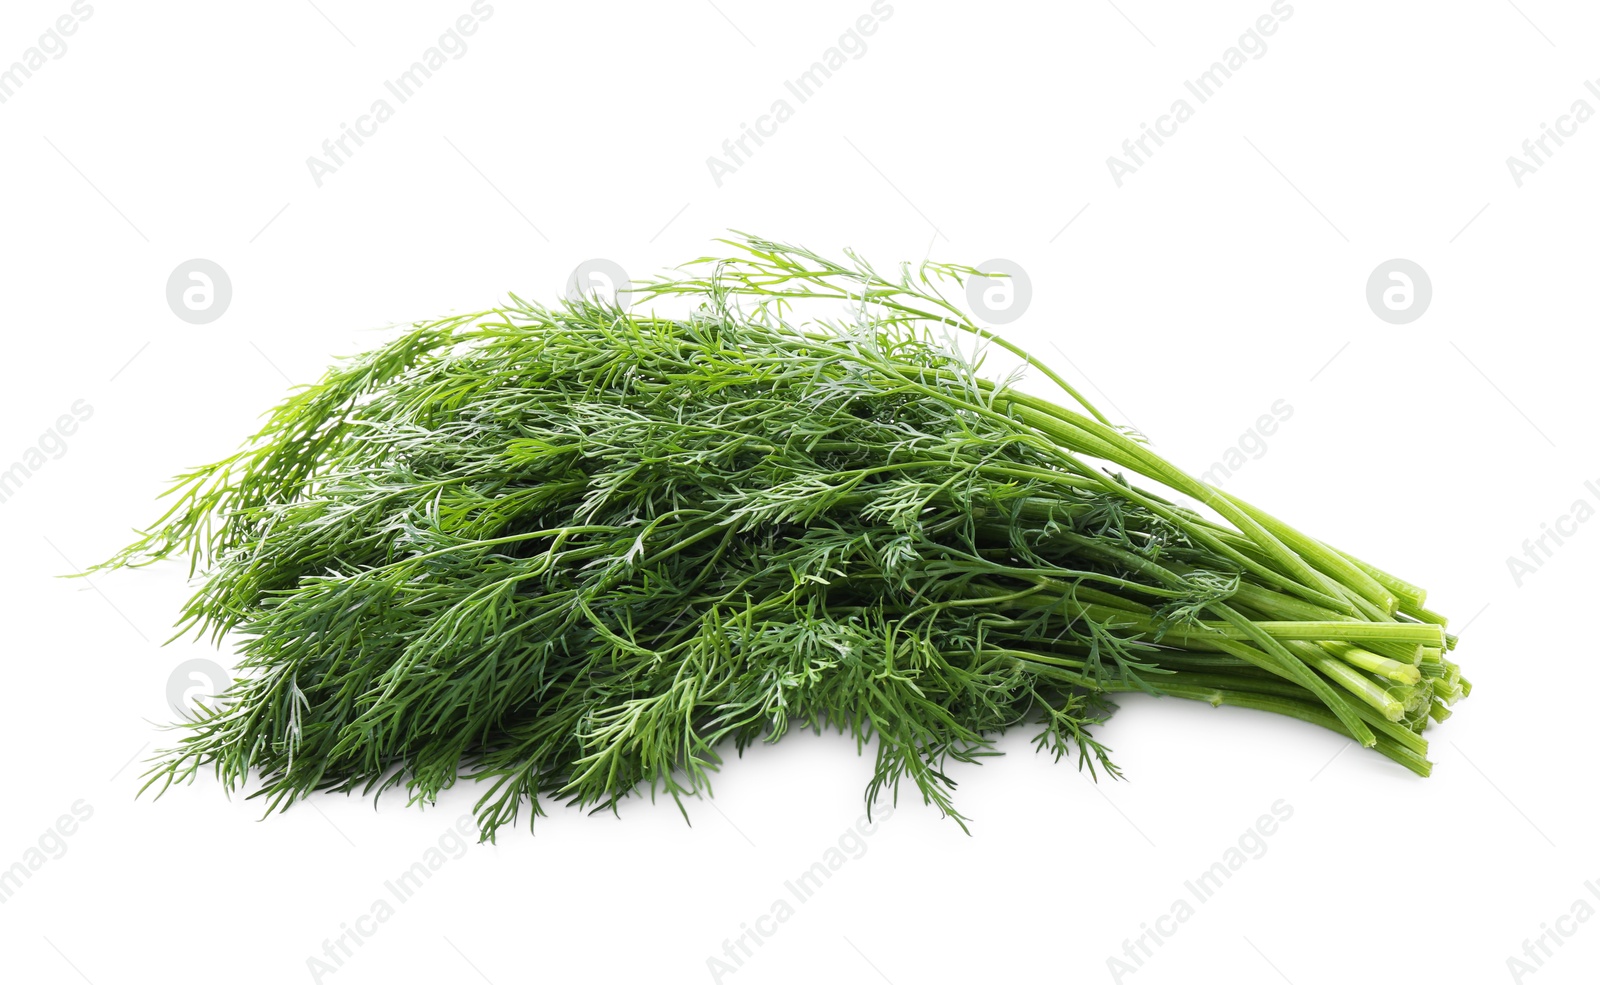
[100,234,1467,840]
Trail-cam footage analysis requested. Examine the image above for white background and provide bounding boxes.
[1,1,1596,982]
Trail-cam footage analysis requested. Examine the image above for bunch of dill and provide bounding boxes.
[100,236,1465,839]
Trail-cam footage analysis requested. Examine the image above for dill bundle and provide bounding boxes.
[103,236,1466,839]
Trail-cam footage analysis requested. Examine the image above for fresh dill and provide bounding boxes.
[98,234,1466,840]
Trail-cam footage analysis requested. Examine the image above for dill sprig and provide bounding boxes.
[99,235,1466,840]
